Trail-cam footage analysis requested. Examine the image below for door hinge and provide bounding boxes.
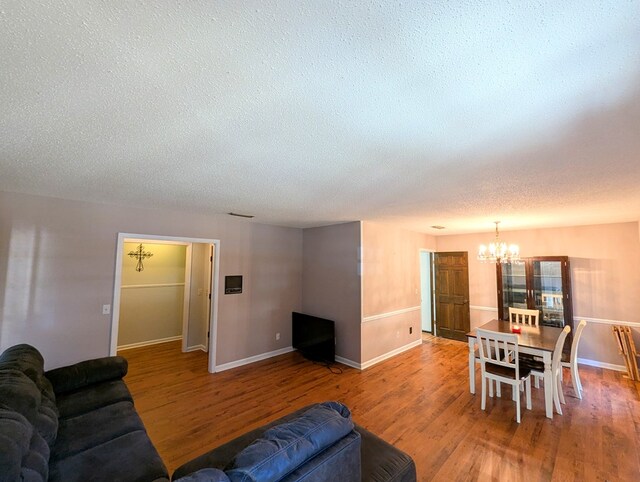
[210,256,213,262]
[207,331,210,338]
[208,293,211,300]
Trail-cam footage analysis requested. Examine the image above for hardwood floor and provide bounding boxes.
[121,337,640,481]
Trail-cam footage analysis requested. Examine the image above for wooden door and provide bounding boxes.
[434,252,471,342]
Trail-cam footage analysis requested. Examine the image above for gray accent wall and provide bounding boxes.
[301,222,362,364]
[0,191,302,369]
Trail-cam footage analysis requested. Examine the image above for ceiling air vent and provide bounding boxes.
[228,212,255,219]
[430,225,445,230]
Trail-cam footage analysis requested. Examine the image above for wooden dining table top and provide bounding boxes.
[466,319,564,353]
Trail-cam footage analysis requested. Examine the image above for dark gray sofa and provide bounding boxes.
[172,403,417,482]
[0,344,416,482]
[0,344,169,482]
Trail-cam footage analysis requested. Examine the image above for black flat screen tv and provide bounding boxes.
[292,312,335,363]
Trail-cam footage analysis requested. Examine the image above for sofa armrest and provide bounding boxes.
[174,469,230,482]
[45,356,128,395]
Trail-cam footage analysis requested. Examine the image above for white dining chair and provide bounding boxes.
[520,325,571,415]
[561,320,587,399]
[477,329,532,423]
[508,307,540,326]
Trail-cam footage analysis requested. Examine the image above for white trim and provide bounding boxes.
[215,347,295,372]
[209,241,221,373]
[363,306,421,323]
[574,316,640,327]
[185,344,207,353]
[335,356,361,370]
[117,335,182,351]
[360,339,423,370]
[121,282,185,289]
[577,357,626,372]
[470,305,498,312]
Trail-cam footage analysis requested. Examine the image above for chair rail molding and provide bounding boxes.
[362,306,420,323]
[574,316,640,327]
[469,305,499,312]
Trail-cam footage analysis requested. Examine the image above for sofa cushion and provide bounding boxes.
[45,356,128,395]
[49,430,169,482]
[224,401,354,482]
[51,400,144,460]
[55,378,133,419]
[0,409,49,482]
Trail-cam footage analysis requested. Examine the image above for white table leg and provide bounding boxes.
[543,352,553,419]
[468,337,476,394]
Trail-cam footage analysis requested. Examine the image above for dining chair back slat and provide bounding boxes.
[508,307,540,326]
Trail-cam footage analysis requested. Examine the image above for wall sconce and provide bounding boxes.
[128,243,153,272]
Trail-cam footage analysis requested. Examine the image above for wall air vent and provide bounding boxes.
[228,212,255,219]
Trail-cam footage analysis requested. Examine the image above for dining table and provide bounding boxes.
[466,319,565,419]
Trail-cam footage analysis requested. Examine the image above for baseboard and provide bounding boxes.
[334,356,361,370]
[360,339,423,370]
[185,344,207,353]
[117,335,182,351]
[216,346,294,372]
[577,357,626,372]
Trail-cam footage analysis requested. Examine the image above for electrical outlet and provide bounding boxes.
[276,332,280,341]
[396,330,400,338]
[102,304,111,315]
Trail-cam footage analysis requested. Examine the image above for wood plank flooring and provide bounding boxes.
[121,336,640,481]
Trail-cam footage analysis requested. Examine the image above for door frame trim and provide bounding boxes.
[419,249,436,335]
[111,233,221,373]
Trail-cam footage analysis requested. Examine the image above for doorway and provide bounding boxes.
[433,251,471,342]
[110,233,221,373]
[419,250,434,334]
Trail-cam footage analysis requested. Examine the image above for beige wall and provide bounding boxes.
[302,222,362,363]
[436,222,640,367]
[0,191,302,369]
[119,242,187,347]
[360,222,436,363]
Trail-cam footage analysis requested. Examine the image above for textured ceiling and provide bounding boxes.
[1,1,639,234]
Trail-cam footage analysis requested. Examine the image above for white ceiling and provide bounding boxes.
[1,1,639,234]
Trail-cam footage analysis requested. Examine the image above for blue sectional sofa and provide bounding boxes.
[0,344,416,482]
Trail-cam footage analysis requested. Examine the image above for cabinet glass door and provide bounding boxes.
[531,260,565,327]
[500,262,527,311]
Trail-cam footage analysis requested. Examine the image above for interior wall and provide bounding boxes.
[186,242,211,350]
[435,222,640,367]
[360,222,436,363]
[118,242,186,347]
[301,222,361,363]
[0,191,302,369]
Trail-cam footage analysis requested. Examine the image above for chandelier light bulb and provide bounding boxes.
[478,222,520,263]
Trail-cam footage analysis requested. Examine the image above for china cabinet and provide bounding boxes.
[497,256,573,331]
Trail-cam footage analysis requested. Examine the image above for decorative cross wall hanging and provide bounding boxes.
[128,243,153,272]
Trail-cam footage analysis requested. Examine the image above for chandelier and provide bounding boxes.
[477,221,520,263]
